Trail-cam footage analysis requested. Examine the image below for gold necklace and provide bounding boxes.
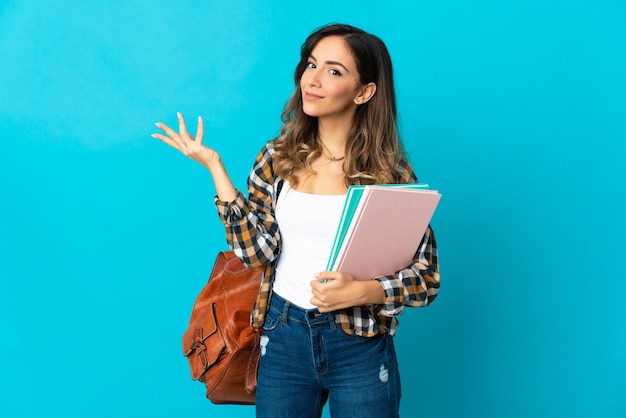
[319,139,345,162]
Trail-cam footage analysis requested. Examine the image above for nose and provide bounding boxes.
[305,69,321,87]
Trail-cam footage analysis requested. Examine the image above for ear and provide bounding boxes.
[354,82,377,105]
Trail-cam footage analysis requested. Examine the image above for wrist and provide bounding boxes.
[207,157,238,203]
[358,279,385,305]
[204,154,223,172]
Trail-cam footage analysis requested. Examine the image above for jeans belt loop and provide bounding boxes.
[327,311,337,330]
[280,296,290,326]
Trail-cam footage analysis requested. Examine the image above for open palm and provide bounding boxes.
[152,112,219,168]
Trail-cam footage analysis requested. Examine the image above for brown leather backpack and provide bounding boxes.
[182,251,264,404]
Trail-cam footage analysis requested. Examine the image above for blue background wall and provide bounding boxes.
[1,1,624,417]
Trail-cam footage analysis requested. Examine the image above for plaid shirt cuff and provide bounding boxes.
[214,190,247,225]
[375,275,405,316]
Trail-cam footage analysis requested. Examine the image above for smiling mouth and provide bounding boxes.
[303,91,323,100]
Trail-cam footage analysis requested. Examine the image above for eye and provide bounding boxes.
[306,61,316,69]
[328,68,342,76]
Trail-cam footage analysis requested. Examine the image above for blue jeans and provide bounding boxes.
[256,293,401,418]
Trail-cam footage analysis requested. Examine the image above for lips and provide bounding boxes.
[303,91,323,100]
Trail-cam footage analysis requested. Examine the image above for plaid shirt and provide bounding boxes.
[215,141,440,337]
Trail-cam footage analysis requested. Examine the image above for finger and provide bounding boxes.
[196,116,204,144]
[155,122,176,136]
[155,122,180,139]
[310,294,333,313]
[151,133,183,152]
[155,122,184,148]
[310,280,321,292]
[314,271,337,281]
[310,278,332,294]
[177,112,189,139]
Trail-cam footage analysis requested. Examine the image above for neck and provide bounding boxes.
[317,117,352,159]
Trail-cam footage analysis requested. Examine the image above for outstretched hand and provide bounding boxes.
[152,112,219,169]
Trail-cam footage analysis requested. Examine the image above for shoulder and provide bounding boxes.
[249,139,281,186]
[254,139,277,164]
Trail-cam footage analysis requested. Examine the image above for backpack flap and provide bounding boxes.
[182,303,225,380]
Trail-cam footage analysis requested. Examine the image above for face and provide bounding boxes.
[300,36,365,122]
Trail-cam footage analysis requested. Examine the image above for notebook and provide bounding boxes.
[327,185,441,280]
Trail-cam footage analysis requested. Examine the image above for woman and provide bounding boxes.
[153,23,439,418]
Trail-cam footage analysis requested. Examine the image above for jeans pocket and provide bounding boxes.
[262,305,282,334]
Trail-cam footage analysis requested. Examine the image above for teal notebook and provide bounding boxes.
[325,183,430,271]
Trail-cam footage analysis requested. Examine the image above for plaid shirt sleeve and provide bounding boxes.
[214,143,281,267]
[375,225,440,316]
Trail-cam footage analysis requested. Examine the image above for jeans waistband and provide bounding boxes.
[270,292,336,328]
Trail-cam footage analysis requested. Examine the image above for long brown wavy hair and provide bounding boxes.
[273,23,414,187]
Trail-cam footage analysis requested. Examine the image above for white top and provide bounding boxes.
[273,182,345,309]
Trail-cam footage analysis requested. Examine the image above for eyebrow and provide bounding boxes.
[309,54,351,73]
